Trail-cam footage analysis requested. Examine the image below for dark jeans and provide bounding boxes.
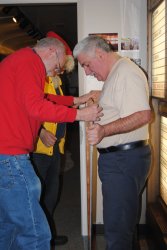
[0,154,51,250]
[31,143,61,238]
[98,145,151,250]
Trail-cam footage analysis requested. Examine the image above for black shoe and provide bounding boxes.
[51,235,68,246]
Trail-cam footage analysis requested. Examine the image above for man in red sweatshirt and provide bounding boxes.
[0,37,102,250]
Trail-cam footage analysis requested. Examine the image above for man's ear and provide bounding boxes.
[48,47,56,58]
[95,48,104,60]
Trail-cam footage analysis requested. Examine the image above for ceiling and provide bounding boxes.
[0,4,77,57]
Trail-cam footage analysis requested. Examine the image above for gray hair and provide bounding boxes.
[34,37,65,54]
[73,35,113,58]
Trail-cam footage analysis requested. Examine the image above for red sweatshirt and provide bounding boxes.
[0,47,77,154]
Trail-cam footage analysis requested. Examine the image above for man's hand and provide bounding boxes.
[87,123,105,145]
[39,128,57,147]
[76,104,103,122]
[73,90,101,107]
[89,90,101,103]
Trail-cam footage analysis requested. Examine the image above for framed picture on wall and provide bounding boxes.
[89,33,118,52]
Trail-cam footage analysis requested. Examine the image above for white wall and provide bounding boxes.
[0,0,148,235]
[0,0,76,3]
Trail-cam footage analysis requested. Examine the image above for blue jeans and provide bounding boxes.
[31,142,61,238]
[0,154,51,250]
[98,145,151,250]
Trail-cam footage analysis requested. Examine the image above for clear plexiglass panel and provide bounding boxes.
[160,116,167,205]
[152,0,166,98]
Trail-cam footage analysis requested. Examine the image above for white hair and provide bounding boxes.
[34,37,65,55]
[73,35,113,58]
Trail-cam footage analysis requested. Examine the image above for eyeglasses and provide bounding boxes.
[55,50,64,74]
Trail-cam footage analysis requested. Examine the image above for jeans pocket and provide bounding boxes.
[0,159,14,189]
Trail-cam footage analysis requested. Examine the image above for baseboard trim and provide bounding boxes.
[82,236,89,250]
[92,223,149,236]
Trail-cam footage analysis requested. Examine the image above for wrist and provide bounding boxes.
[101,125,106,137]
[75,109,81,121]
[38,125,45,136]
[73,97,78,105]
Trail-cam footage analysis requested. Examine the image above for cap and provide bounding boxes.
[46,31,72,55]
[46,31,74,72]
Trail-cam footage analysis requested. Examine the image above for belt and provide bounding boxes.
[97,140,149,154]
